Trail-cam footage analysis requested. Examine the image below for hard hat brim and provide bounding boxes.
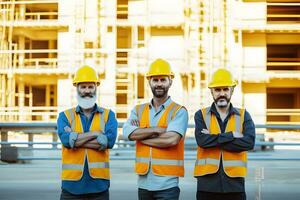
[146,73,174,80]
[73,81,100,86]
[208,81,237,88]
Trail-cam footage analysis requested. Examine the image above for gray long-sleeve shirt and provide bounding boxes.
[194,103,256,193]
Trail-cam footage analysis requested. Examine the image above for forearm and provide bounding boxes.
[81,139,101,149]
[141,132,181,148]
[195,132,220,148]
[195,129,234,148]
[222,114,256,152]
[74,132,98,147]
[129,127,161,141]
[221,135,255,152]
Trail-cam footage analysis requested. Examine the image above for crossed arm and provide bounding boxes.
[57,111,118,150]
[64,126,103,149]
[64,126,102,149]
[194,110,255,152]
[128,119,182,148]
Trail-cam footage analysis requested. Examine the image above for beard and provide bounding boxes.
[151,86,169,98]
[214,96,230,108]
[76,92,97,109]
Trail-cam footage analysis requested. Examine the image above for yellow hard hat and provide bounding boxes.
[73,65,100,86]
[146,58,174,79]
[208,68,237,88]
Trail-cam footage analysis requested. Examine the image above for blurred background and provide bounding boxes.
[0,1,300,199]
[1,0,299,125]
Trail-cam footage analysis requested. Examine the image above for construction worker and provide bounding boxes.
[123,59,188,200]
[194,68,256,200]
[57,65,118,200]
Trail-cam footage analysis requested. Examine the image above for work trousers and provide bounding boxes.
[60,189,109,200]
[196,191,246,200]
[138,186,180,200]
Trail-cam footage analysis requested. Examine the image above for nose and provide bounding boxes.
[220,89,225,96]
[156,80,163,86]
[84,88,90,93]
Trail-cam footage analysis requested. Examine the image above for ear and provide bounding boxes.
[169,78,173,86]
[231,87,235,94]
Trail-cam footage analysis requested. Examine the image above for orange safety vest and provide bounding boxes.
[194,107,247,178]
[62,107,110,181]
[135,101,185,177]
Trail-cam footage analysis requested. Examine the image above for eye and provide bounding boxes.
[223,88,229,92]
[215,88,221,92]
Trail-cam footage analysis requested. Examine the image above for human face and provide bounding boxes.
[76,82,97,109]
[211,87,234,108]
[149,76,172,98]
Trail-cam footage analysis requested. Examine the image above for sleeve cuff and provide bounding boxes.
[218,132,234,144]
[69,132,78,148]
[97,134,108,151]
[125,126,139,140]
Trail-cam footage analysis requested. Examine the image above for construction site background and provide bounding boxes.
[1,0,300,132]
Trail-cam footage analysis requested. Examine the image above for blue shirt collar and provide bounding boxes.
[75,104,104,114]
[149,96,172,110]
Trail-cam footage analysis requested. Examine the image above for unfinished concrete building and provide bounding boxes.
[0,0,299,126]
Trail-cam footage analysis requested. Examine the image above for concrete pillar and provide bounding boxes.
[1,75,6,107]
[19,4,26,21]
[18,81,25,121]
[44,85,51,121]
[18,36,25,67]
[1,75,6,121]
[7,75,15,121]
[48,40,56,60]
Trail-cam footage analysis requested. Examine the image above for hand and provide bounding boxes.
[64,126,72,133]
[233,131,243,138]
[131,119,140,127]
[201,129,210,134]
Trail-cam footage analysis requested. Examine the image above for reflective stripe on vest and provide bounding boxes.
[136,157,184,166]
[62,107,110,181]
[135,101,185,177]
[195,158,220,166]
[88,162,110,169]
[194,107,247,178]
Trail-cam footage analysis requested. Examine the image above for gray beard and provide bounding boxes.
[76,94,96,109]
[215,98,229,108]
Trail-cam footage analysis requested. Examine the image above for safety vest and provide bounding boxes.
[194,107,247,178]
[62,107,110,181]
[135,101,185,177]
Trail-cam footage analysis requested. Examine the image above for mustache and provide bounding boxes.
[216,96,228,101]
[154,86,164,90]
[80,93,94,98]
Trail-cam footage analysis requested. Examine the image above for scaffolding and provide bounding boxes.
[0,0,299,125]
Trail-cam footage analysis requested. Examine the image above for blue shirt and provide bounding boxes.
[123,97,189,191]
[57,104,118,195]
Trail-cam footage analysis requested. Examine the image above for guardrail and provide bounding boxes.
[1,122,300,161]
